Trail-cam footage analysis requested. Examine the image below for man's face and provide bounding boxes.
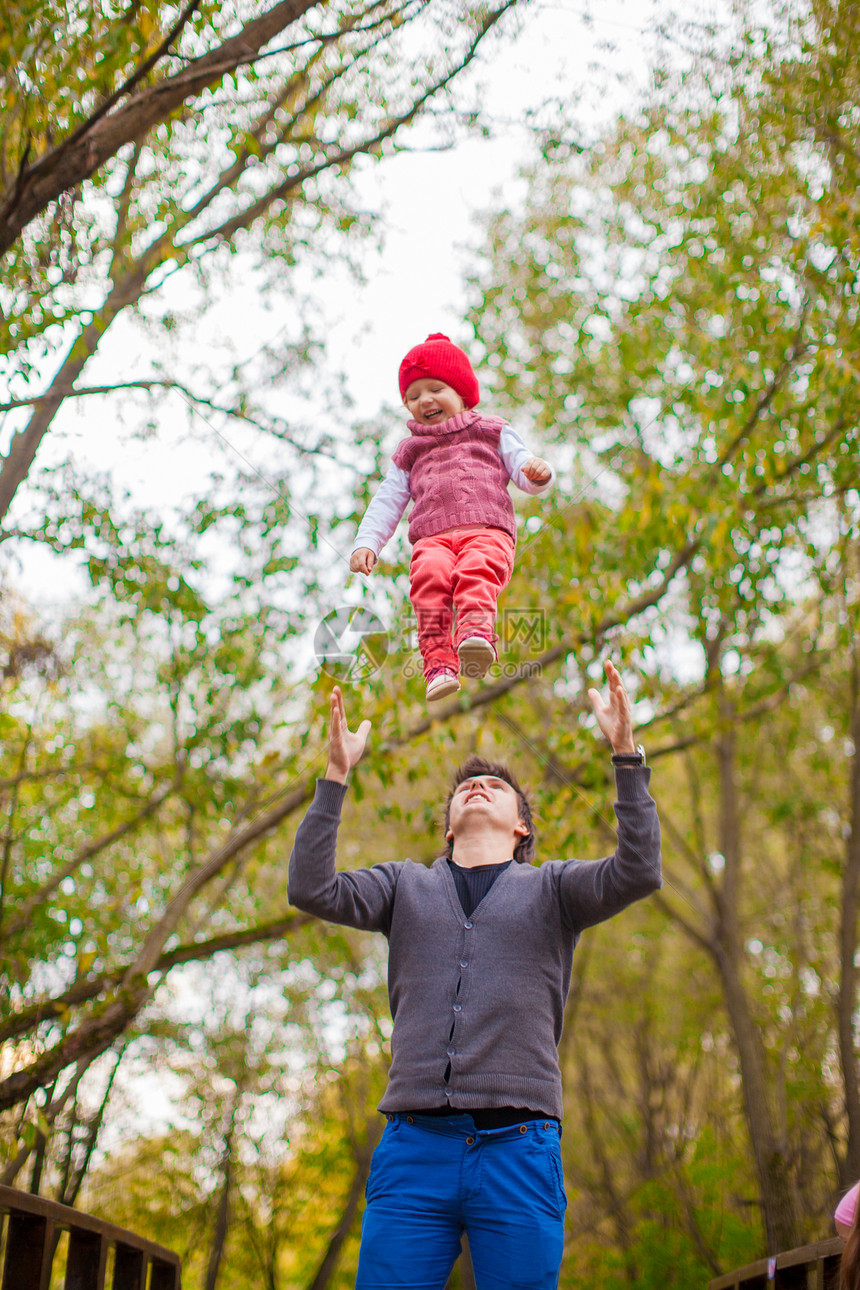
[447,774,528,847]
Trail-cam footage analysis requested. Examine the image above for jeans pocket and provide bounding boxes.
[543,1137,568,1215]
[364,1120,397,1202]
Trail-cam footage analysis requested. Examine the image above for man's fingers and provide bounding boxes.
[330,686,347,740]
[602,661,628,708]
[587,687,605,716]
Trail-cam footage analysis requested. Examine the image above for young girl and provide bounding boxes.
[349,333,554,702]
[836,1182,860,1289]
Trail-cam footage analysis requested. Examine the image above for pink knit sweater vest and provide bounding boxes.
[391,410,516,546]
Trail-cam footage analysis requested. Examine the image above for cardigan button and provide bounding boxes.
[453,1004,462,1012]
[459,960,469,968]
[464,921,473,929]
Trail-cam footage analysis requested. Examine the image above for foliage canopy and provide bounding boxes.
[2,0,860,1285]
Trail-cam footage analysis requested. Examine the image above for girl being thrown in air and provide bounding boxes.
[350,333,554,702]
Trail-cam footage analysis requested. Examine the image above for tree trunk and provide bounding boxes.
[710,701,800,1253]
[203,1102,239,1290]
[711,938,799,1252]
[304,1115,383,1290]
[28,1126,47,1195]
[57,1046,125,1207]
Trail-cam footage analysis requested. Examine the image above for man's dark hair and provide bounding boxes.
[443,754,536,864]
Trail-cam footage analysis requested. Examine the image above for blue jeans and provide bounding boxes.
[356,1113,567,1289]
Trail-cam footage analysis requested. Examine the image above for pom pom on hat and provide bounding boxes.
[398,333,480,409]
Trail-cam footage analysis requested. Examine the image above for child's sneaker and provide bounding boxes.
[457,636,495,679]
[426,669,460,702]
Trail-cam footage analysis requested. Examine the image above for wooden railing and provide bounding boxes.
[0,1184,181,1289]
[708,1237,844,1289]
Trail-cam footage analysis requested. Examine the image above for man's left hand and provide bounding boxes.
[587,661,637,755]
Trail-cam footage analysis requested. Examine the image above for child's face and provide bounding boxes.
[403,378,466,425]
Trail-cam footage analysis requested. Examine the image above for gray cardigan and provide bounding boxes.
[288,768,661,1119]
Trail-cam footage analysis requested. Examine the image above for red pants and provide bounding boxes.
[409,527,515,678]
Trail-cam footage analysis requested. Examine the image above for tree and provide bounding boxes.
[5,0,860,1279]
[0,0,536,1140]
[555,905,761,1288]
[466,0,859,1258]
[0,0,522,528]
[79,942,390,1289]
[0,0,314,254]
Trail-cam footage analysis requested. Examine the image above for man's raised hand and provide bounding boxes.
[325,685,372,784]
[587,661,637,756]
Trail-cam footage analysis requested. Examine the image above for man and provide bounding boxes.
[288,661,661,1289]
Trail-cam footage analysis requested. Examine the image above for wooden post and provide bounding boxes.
[0,1188,180,1290]
[1,1210,52,1290]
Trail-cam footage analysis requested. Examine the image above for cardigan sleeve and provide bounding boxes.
[288,779,403,934]
[555,766,662,931]
[498,423,556,495]
[351,463,411,556]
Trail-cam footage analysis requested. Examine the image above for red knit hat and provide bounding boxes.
[398,333,480,409]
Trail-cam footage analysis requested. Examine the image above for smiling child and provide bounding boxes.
[350,333,554,702]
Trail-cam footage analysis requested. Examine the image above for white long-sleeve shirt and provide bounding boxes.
[352,423,554,557]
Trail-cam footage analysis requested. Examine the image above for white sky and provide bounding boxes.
[3,0,726,1140]
[4,0,697,615]
[334,0,668,412]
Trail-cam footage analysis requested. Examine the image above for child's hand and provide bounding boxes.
[523,456,552,485]
[350,548,377,575]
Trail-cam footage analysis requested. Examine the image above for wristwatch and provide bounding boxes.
[611,744,646,766]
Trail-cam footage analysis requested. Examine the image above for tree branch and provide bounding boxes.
[0,911,314,1048]
[1,778,179,943]
[715,297,813,471]
[0,0,320,253]
[34,0,204,177]
[0,379,344,463]
[195,0,519,247]
[0,503,694,1106]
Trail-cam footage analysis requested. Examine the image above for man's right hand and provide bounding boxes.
[325,685,371,784]
[350,548,377,574]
